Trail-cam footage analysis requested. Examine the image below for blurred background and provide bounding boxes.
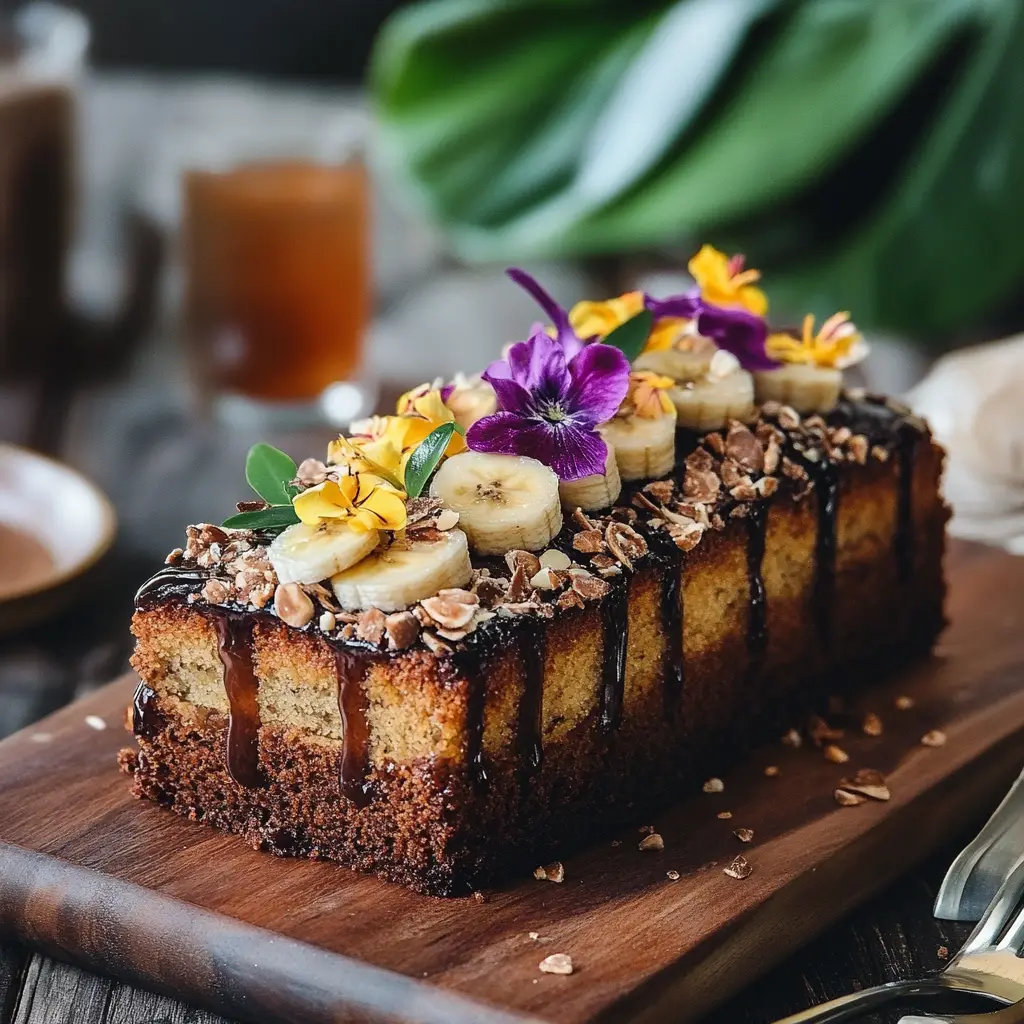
[0,0,1022,723]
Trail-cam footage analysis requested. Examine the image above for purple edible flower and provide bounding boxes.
[644,291,701,321]
[506,268,587,356]
[467,329,629,481]
[696,303,777,372]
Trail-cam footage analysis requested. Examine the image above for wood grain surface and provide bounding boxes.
[0,542,1021,1024]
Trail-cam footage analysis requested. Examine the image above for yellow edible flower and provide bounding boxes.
[292,473,407,532]
[688,244,767,316]
[626,371,675,419]
[568,290,689,355]
[395,384,467,459]
[766,312,867,370]
[329,420,407,488]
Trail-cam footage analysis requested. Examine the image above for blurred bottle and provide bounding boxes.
[183,160,372,426]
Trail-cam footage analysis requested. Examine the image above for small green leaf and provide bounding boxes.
[404,422,456,498]
[222,505,300,531]
[601,309,653,361]
[245,443,297,506]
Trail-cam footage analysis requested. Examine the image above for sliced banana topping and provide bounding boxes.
[669,366,755,432]
[753,364,842,414]
[558,444,621,512]
[633,337,715,381]
[601,408,676,481]
[331,528,472,612]
[430,451,562,556]
[269,520,380,586]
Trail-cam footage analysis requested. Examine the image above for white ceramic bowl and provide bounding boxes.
[0,443,117,631]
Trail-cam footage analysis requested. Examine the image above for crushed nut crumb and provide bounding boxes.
[703,777,724,793]
[895,695,915,711]
[717,811,733,820]
[764,765,780,777]
[539,953,573,976]
[734,828,754,844]
[533,861,565,883]
[638,833,664,852]
[835,788,866,807]
[824,744,850,764]
[921,729,947,748]
[85,716,106,731]
[781,728,802,748]
[862,712,883,737]
[724,855,752,880]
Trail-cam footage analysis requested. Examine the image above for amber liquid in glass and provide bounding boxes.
[184,162,369,404]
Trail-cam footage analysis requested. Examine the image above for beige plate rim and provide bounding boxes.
[0,442,118,605]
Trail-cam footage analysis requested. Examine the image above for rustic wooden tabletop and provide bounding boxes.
[0,324,999,1024]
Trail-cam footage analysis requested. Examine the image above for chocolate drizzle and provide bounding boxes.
[661,554,685,710]
[895,424,918,582]
[515,621,546,783]
[131,682,162,740]
[744,502,769,674]
[599,581,629,731]
[335,648,375,807]
[463,651,489,792]
[211,612,266,789]
[134,568,208,608]
[792,451,839,644]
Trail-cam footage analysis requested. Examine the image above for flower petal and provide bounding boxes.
[467,411,536,455]
[481,365,535,417]
[697,304,777,372]
[506,267,584,357]
[564,342,630,427]
[645,291,700,321]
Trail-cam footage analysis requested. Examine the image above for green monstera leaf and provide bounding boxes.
[372,0,1024,337]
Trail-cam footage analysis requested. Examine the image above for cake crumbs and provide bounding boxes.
[666,870,680,881]
[764,765,780,777]
[921,729,947,747]
[638,833,664,852]
[862,712,883,736]
[895,695,915,711]
[717,811,733,820]
[85,716,107,731]
[533,861,565,883]
[724,855,752,880]
[539,953,573,976]
[734,828,754,844]
[823,744,849,764]
[703,777,725,793]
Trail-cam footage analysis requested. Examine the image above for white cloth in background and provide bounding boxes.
[908,335,1024,554]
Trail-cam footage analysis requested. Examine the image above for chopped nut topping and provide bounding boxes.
[823,744,850,764]
[703,777,725,793]
[847,435,869,464]
[435,508,460,531]
[570,573,611,602]
[862,712,883,737]
[725,423,764,473]
[506,549,541,579]
[355,607,387,645]
[835,788,866,807]
[572,529,605,554]
[777,405,801,430]
[638,833,664,851]
[384,611,420,650]
[201,578,231,605]
[604,521,647,569]
[539,549,572,571]
[533,861,565,883]
[572,508,596,531]
[734,828,754,844]
[530,566,567,591]
[921,729,947,748]
[421,630,453,655]
[274,583,315,628]
[724,855,752,880]
[539,953,573,976]
[319,611,336,632]
[165,547,184,565]
[420,594,477,631]
[506,564,531,603]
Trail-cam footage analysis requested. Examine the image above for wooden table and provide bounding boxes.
[0,348,1002,1024]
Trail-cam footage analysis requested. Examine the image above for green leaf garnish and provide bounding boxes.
[601,310,653,362]
[222,505,300,531]
[404,422,456,498]
[245,443,297,506]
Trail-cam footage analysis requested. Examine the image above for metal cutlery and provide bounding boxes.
[772,852,1024,1023]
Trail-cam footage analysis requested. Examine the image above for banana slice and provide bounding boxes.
[669,371,755,431]
[633,337,715,381]
[601,409,677,480]
[558,445,621,511]
[331,528,472,612]
[753,364,842,414]
[430,452,562,556]
[269,520,380,586]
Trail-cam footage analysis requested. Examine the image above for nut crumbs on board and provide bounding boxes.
[667,870,680,881]
[781,728,802,748]
[539,953,573,976]
[703,777,724,793]
[834,788,866,807]
[921,729,947,747]
[85,716,106,731]
[724,855,752,879]
[862,712,883,736]
[734,828,754,843]
[895,695,915,711]
[717,811,733,820]
[764,765,780,777]
[823,744,849,764]
[533,861,565,883]
[638,833,664,851]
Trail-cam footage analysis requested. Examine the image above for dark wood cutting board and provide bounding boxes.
[0,542,1022,1024]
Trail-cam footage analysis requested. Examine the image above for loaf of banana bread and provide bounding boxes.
[123,250,948,895]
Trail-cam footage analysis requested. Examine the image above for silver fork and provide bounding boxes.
[773,853,1024,1023]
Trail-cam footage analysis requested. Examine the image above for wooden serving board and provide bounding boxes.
[0,542,1022,1024]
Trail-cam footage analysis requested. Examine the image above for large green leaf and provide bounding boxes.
[372,0,1024,336]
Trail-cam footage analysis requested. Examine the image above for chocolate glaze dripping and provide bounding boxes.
[134,568,209,608]
[131,682,162,740]
[335,648,375,808]
[895,424,918,582]
[599,581,629,731]
[516,621,547,783]
[658,543,685,711]
[463,650,489,792]
[211,612,266,789]
[744,502,769,675]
